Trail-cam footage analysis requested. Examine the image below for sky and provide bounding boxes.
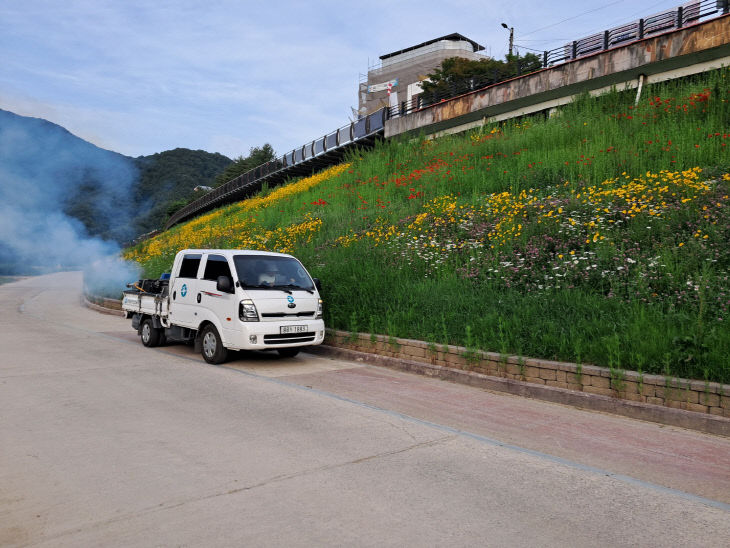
[0,0,688,160]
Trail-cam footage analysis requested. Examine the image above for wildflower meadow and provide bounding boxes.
[125,68,730,383]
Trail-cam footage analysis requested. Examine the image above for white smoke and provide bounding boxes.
[0,109,141,295]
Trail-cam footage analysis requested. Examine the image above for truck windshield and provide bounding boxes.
[233,255,315,292]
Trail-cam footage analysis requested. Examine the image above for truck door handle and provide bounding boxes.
[173,291,176,300]
[197,293,202,303]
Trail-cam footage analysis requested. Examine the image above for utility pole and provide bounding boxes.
[501,23,514,57]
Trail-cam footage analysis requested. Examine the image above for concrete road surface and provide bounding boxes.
[1,272,729,547]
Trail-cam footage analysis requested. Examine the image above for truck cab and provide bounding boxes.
[123,249,325,364]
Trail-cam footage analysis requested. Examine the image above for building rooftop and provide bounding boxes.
[379,33,485,61]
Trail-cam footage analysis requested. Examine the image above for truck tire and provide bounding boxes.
[201,324,228,364]
[140,318,161,347]
[277,348,300,358]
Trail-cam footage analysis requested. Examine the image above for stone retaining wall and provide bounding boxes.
[326,329,730,419]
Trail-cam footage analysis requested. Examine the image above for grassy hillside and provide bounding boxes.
[125,68,730,383]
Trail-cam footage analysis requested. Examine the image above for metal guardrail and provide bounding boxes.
[164,108,388,229]
[544,0,726,66]
[165,0,728,231]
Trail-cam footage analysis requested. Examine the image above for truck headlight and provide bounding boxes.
[239,299,259,322]
[316,299,323,319]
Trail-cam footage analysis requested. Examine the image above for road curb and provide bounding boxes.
[307,344,730,437]
[82,296,124,316]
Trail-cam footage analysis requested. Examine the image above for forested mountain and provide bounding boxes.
[132,148,232,235]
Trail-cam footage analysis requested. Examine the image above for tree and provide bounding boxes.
[214,143,276,187]
[420,53,543,104]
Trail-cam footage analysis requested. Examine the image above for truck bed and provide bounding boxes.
[122,283,169,318]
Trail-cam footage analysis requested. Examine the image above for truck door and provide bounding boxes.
[170,253,202,327]
[198,254,237,335]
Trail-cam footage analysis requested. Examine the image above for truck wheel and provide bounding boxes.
[277,348,300,358]
[201,324,228,364]
[140,318,161,347]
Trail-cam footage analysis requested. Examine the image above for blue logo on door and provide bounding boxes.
[181,284,188,297]
[287,295,294,303]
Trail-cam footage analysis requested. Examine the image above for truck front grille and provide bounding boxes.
[261,311,315,318]
[263,332,316,345]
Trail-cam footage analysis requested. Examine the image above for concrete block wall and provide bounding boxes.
[325,329,730,418]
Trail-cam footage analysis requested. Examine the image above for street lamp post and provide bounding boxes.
[501,23,514,57]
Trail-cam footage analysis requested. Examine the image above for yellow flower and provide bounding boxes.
[124,163,348,265]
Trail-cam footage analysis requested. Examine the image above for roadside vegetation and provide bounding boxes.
[125,68,730,383]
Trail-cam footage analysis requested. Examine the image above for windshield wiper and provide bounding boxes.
[242,284,314,294]
[282,284,314,294]
[272,284,316,294]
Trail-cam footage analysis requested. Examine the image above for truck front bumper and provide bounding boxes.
[222,319,326,351]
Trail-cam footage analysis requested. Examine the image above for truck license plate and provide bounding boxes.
[281,325,307,334]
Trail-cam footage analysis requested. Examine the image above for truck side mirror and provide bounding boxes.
[216,276,233,293]
[312,278,322,291]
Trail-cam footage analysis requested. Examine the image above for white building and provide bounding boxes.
[359,33,485,116]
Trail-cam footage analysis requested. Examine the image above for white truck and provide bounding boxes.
[122,249,325,364]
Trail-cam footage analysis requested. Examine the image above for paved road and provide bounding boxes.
[1,272,729,547]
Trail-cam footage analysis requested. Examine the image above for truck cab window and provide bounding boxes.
[233,255,314,290]
[178,254,202,278]
[203,254,233,281]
